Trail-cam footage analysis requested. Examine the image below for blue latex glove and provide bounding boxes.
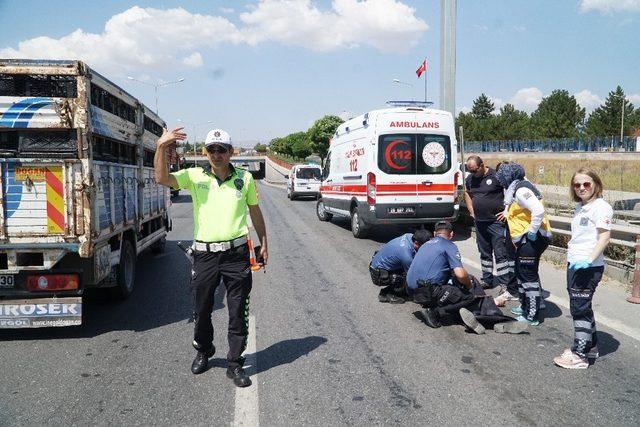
[526,231,538,241]
[570,259,591,270]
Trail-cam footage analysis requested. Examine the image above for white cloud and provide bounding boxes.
[182,52,203,67]
[239,0,428,53]
[489,97,505,110]
[338,110,353,120]
[0,2,428,75]
[220,7,235,14]
[629,94,640,106]
[579,0,640,13]
[574,89,603,112]
[510,87,543,112]
[0,7,242,75]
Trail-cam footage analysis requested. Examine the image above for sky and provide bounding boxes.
[1,0,639,146]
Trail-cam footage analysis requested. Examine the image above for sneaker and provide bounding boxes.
[553,350,589,369]
[494,290,518,307]
[378,293,391,303]
[516,315,540,326]
[387,293,405,304]
[510,306,524,316]
[459,308,486,334]
[494,321,529,334]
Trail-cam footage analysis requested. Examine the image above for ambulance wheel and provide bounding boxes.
[290,192,296,201]
[286,190,291,199]
[316,199,333,221]
[350,207,368,238]
[112,239,136,300]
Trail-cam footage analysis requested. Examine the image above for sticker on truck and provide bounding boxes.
[0,297,82,328]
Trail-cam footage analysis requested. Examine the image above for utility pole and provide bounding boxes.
[439,0,457,116]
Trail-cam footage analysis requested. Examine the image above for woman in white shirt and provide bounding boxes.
[554,168,612,370]
[495,163,552,326]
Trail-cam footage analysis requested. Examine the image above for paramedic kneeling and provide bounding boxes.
[406,221,482,333]
[370,230,432,303]
[154,127,268,387]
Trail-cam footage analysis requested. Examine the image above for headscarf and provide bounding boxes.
[495,163,526,206]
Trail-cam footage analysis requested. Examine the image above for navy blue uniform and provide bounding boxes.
[407,236,462,289]
[371,233,416,273]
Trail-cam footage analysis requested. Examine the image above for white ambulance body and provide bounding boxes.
[316,104,461,237]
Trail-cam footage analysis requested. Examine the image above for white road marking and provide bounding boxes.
[464,259,640,342]
[233,314,259,427]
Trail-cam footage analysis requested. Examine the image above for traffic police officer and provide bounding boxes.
[406,221,485,334]
[464,155,515,299]
[369,230,432,303]
[154,127,268,387]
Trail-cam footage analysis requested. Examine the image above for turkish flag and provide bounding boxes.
[416,59,427,78]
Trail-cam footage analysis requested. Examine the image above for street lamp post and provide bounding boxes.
[126,76,185,115]
[393,79,414,100]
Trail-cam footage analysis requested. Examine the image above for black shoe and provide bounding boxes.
[387,293,405,304]
[378,293,391,303]
[422,308,442,328]
[226,365,252,387]
[191,347,215,375]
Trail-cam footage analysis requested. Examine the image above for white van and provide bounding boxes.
[286,164,322,200]
[316,103,462,237]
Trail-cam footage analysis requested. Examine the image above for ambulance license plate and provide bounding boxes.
[0,275,15,288]
[388,206,415,214]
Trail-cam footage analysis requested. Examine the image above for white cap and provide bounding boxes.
[204,129,232,147]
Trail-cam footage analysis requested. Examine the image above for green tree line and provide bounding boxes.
[457,86,640,141]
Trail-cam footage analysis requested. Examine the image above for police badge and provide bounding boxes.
[234,178,244,198]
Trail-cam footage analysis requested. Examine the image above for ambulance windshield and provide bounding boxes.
[378,134,451,175]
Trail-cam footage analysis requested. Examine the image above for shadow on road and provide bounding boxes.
[248,336,328,374]
[0,241,194,341]
[595,330,620,357]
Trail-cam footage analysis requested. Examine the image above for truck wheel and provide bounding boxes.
[113,239,136,300]
[351,207,368,238]
[286,190,291,199]
[290,191,296,201]
[316,199,333,221]
[151,235,166,254]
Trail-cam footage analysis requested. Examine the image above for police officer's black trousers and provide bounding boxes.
[515,236,549,322]
[430,284,475,316]
[190,244,252,368]
[475,220,514,288]
[567,266,603,357]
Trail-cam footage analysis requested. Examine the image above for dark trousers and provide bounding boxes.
[515,236,549,321]
[190,243,252,368]
[431,284,475,316]
[567,266,603,357]
[475,220,514,288]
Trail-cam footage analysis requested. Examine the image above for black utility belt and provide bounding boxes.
[192,236,247,253]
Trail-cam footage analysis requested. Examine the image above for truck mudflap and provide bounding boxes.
[0,297,82,328]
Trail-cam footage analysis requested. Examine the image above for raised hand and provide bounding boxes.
[157,127,187,148]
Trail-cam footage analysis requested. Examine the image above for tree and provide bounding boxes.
[288,132,312,159]
[495,104,530,140]
[254,143,268,153]
[585,86,636,138]
[471,93,495,119]
[269,137,291,156]
[530,90,585,139]
[308,115,343,166]
[455,111,477,141]
[469,93,497,140]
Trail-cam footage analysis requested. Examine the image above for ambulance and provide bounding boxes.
[316,102,462,238]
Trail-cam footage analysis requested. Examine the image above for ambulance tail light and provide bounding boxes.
[454,170,461,188]
[27,274,79,292]
[367,172,376,205]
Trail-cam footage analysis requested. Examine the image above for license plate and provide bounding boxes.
[388,206,415,214]
[0,274,14,288]
[0,297,82,328]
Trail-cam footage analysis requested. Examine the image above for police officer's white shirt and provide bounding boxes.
[567,198,613,267]
[515,187,545,234]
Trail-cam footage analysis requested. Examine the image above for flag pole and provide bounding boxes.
[424,58,427,103]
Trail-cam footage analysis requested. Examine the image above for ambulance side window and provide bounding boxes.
[377,134,415,175]
[322,155,331,180]
[416,134,451,175]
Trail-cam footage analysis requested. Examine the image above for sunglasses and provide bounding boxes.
[206,146,229,154]
[573,181,592,190]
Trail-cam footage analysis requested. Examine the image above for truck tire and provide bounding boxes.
[350,206,368,238]
[151,235,166,254]
[112,239,136,300]
[290,191,296,201]
[316,199,333,222]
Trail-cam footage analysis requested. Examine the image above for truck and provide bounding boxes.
[316,102,462,238]
[0,59,171,328]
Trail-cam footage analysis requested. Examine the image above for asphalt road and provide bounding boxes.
[1,182,639,426]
